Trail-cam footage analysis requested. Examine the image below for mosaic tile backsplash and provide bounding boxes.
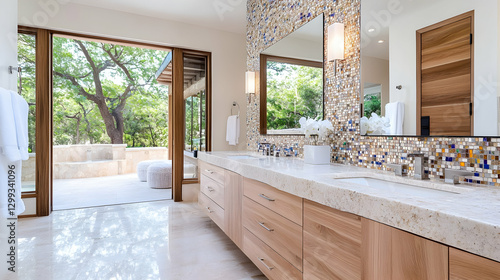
[246,0,499,187]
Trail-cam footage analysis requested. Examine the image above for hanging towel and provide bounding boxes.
[0,87,27,217]
[226,115,240,146]
[11,91,29,160]
[0,158,26,217]
[0,87,21,162]
[385,102,405,135]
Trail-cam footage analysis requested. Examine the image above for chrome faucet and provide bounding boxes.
[408,153,428,180]
[387,163,407,176]
[444,169,474,184]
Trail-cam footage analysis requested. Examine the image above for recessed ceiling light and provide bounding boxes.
[368,28,376,33]
[378,40,385,44]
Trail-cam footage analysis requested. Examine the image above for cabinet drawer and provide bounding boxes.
[198,192,224,230]
[199,161,225,185]
[200,175,225,209]
[450,248,500,280]
[243,196,302,270]
[243,228,302,280]
[243,177,302,225]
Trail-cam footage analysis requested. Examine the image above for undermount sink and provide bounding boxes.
[227,155,259,160]
[334,177,460,198]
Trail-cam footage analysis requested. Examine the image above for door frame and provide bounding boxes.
[19,26,212,215]
[416,11,474,136]
[172,49,212,200]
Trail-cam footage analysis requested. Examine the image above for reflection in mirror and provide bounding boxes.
[260,14,324,135]
[361,0,499,136]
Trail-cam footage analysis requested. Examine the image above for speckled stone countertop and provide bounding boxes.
[198,151,500,262]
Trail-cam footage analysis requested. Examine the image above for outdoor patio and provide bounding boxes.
[53,173,172,210]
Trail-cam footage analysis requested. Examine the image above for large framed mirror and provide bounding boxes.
[360,0,499,137]
[260,14,324,135]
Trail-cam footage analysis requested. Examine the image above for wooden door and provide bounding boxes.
[417,11,473,136]
[303,200,362,280]
[362,218,449,280]
[450,248,500,280]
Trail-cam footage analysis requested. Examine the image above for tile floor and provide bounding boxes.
[15,200,265,280]
[53,173,172,210]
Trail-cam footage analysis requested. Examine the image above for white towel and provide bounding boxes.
[0,88,21,162]
[226,115,240,146]
[385,102,405,135]
[11,91,29,161]
[0,157,25,217]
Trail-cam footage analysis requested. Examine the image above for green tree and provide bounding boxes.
[52,37,169,145]
[266,61,323,130]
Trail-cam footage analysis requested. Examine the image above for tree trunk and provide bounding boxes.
[94,97,124,144]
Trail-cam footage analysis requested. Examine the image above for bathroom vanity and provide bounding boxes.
[198,152,500,280]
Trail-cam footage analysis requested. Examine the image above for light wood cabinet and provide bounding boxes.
[303,200,362,280]
[243,196,303,270]
[224,170,243,248]
[198,192,225,230]
[362,218,448,280]
[243,228,302,280]
[199,161,225,185]
[450,248,500,280]
[200,175,225,208]
[243,177,303,225]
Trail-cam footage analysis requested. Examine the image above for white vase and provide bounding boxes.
[303,145,331,165]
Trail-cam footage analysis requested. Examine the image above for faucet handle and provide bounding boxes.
[444,169,474,184]
[387,163,407,176]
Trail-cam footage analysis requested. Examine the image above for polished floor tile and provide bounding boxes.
[53,173,172,210]
[15,201,265,280]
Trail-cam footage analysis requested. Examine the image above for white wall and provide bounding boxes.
[18,0,247,151]
[0,0,18,277]
[389,0,498,135]
[263,36,323,62]
[361,56,390,116]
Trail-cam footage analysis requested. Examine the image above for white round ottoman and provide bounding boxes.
[137,160,165,182]
[147,162,172,189]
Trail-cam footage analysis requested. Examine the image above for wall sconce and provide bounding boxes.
[327,23,345,75]
[245,71,256,102]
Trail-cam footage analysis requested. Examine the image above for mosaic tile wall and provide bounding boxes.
[246,0,500,187]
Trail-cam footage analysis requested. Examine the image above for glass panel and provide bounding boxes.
[266,60,323,132]
[51,35,170,208]
[183,55,207,179]
[18,33,37,193]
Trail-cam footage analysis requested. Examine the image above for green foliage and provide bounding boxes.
[17,34,37,152]
[364,95,381,118]
[48,37,169,147]
[185,91,206,151]
[266,61,323,130]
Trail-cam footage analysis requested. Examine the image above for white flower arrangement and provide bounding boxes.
[299,117,334,144]
[360,113,390,135]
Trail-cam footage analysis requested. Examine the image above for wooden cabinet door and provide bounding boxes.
[224,170,243,248]
[303,200,362,280]
[362,218,448,280]
[450,248,500,280]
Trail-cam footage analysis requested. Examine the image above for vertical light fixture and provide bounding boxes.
[245,71,256,102]
[328,23,345,75]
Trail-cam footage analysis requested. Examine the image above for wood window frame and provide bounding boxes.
[172,49,212,192]
[259,54,324,135]
[19,26,212,214]
[416,11,474,136]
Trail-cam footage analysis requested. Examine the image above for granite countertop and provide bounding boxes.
[198,151,500,262]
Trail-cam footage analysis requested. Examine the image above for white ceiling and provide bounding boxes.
[75,0,247,34]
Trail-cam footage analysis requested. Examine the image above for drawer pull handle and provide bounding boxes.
[258,222,274,232]
[258,258,274,271]
[205,169,214,174]
[206,207,214,213]
[259,193,275,202]
[206,186,215,192]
